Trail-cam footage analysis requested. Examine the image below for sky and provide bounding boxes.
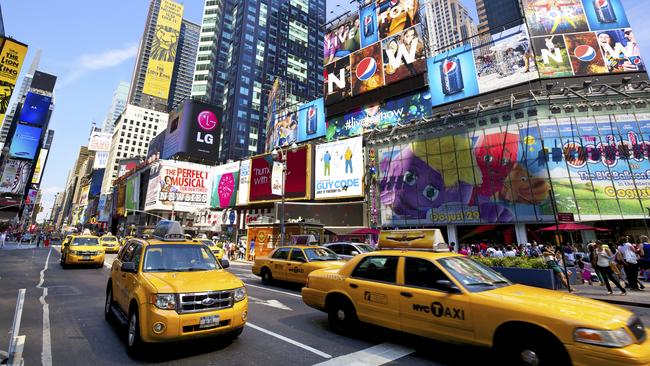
[2,0,649,223]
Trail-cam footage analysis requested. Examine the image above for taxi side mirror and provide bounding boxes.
[121,262,137,273]
[350,251,359,256]
[436,280,460,293]
[63,241,70,247]
[220,258,230,269]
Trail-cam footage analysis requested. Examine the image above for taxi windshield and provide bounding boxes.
[305,248,339,261]
[438,257,511,292]
[71,237,99,246]
[143,244,220,272]
[357,244,375,253]
[199,239,216,247]
[101,236,118,243]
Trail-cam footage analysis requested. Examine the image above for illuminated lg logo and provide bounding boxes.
[197,110,218,131]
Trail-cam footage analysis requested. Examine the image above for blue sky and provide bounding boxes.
[2,0,649,222]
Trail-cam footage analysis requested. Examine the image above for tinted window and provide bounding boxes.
[339,244,353,255]
[290,248,306,262]
[272,248,290,260]
[405,258,452,291]
[121,242,138,262]
[352,256,398,283]
[327,244,342,254]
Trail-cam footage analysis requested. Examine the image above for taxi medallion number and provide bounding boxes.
[199,315,220,329]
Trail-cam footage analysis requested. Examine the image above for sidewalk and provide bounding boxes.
[570,281,650,308]
[0,241,47,250]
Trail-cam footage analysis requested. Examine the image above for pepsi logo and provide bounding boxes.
[595,0,608,8]
[197,110,218,131]
[442,60,457,75]
[574,45,597,62]
[308,106,316,118]
[356,57,377,81]
[364,15,372,25]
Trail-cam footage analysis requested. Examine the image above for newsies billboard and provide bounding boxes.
[163,99,221,163]
[145,160,212,212]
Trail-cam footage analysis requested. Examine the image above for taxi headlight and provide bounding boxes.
[151,294,177,310]
[574,327,634,348]
[233,287,246,302]
[70,250,79,255]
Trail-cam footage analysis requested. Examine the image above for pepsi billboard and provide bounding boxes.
[324,16,361,65]
[428,45,479,106]
[18,92,51,127]
[297,98,326,143]
[377,0,421,40]
[351,42,384,96]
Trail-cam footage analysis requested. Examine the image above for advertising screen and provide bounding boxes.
[266,111,297,151]
[324,15,361,65]
[9,124,42,160]
[93,151,109,170]
[117,158,140,178]
[79,185,90,207]
[18,92,51,127]
[377,0,421,40]
[381,25,427,86]
[187,101,221,158]
[315,136,364,200]
[142,0,183,99]
[25,189,38,205]
[0,38,28,130]
[249,146,311,203]
[237,160,251,206]
[31,148,49,184]
[0,159,32,195]
[297,98,326,143]
[324,56,352,104]
[88,131,112,152]
[144,160,212,212]
[98,195,109,222]
[351,42,385,96]
[327,89,432,141]
[428,44,479,105]
[116,183,126,217]
[359,2,379,48]
[522,0,589,37]
[125,175,140,213]
[210,161,240,209]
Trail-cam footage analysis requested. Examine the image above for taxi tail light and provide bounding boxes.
[151,294,177,310]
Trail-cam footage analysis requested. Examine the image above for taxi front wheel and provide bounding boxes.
[126,307,144,357]
[496,326,570,366]
[327,297,358,334]
[261,267,273,285]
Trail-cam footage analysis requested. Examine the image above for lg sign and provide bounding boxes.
[197,109,218,145]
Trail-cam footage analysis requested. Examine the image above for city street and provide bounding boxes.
[1,245,649,366]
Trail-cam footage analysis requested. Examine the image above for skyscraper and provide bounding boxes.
[425,0,479,54]
[475,0,522,35]
[0,3,5,37]
[127,0,200,112]
[192,0,325,161]
[101,81,129,135]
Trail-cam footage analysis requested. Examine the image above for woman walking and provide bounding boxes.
[595,242,627,296]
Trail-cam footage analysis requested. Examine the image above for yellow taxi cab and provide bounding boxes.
[302,247,649,366]
[100,235,120,254]
[105,221,247,356]
[60,235,105,268]
[195,238,224,261]
[252,245,346,285]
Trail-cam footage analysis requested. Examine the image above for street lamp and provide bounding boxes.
[271,142,298,247]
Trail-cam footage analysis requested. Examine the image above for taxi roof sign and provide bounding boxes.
[377,229,448,252]
[152,220,185,241]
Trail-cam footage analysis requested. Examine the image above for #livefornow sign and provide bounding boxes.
[315,136,364,199]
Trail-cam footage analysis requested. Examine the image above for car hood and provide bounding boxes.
[475,284,633,329]
[143,270,243,294]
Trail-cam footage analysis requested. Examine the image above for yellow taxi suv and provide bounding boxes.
[105,221,248,356]
[60,235,105,268]
[196,238,224,261]
[100,235,120,254]
[302,250,649,366]
[252,246,346,285]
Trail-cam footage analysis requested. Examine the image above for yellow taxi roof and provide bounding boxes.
[278,245,324,250]
[369,250,461,259]
[71,235,99,239]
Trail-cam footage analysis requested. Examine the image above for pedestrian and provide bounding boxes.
[639,236,650,280]
[618,237,644,291]
[595,242,627,296]
[0,231,5,249]
[504,245,517,257]
[36,232,41,248]
[543,244,572,291]
[588,242,605,286]
[576,255,593,285]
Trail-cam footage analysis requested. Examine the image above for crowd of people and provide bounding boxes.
[454,236,650,295]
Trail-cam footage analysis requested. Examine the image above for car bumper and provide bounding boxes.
[140,299,249,343]
[103,246,119,253]
[301,287,326,311]
[567,331,650,366]
[67,254,105,264]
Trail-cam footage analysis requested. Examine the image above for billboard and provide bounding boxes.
[163,100,221,162]
[582,0,630,31]
[324,15,360,65]
[210,161,240,209]
[79,185,90,207]
[237,159,251,206]
[265,111,297,151]
[377,0,421,39]
[9,124,42,160]
[144,160,212,212]
[18,92,51,127]
[327,89,432,141]
[359,2,379,48]
[142,0,183,99]
[248,146,311,203]
[297,98,326,143]
[0,159,32,195]
[522,0,589,37]
[0,38,28,129]
[93,151,109,170]
[31,148,49,184]
[381,25,427,86]
[97,195,109,222]
[88,131,112,151]
[324,56,352,104]
[351,41,384,96]
[428,45,479,105]
[25,189,38,205]
[125,175,140,213]
[117,157,140,178]
[315,136,364,200]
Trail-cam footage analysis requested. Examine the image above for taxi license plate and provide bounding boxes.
[199,315,220,329]
[83,255,91,260]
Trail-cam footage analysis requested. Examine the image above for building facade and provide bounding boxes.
[101,81,129,135]
[475,0,522,35]
[168,20,201,111]
[425,0,478,54]
[191,0,226,105]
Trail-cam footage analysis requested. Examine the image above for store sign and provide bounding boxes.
[249,146,311,203]
[210,161,240,209]
[144,160,212,212]
[315,136,364,199]
[237,159,251,206]
[88,131,112,152]
[557,213,575,222]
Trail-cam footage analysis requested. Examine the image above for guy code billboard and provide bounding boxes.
[315,136,364,200]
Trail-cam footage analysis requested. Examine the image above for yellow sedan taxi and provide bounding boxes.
[60,235,105,268]
[105,221,247,356]
[196,238,224,261]
[302,249,649,366]
[252,246,346,285]
[100,235,120,253]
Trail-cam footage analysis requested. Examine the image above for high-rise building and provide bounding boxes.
[425,0,478,54]
[100,104,168,194]
[191,0,325,162]
[101,81,129,135]
[0,4,5,37]
[128,0,200,112]
[475,0,522,35]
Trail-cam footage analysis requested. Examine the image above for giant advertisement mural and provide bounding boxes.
[248,146,312,203]
[210,161,240,209]
[377,114,650,227]
[144,160,211,212]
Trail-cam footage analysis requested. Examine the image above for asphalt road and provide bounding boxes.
[0,246,648,366]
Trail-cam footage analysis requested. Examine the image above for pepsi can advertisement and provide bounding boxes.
[593,0,617,23]
[364,14,374,38]
[359,2,379,48]
[307,105,317,135]
[297,98,325,143]
[440,57,464,95]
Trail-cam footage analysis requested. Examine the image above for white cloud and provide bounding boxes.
[60,43,138,86]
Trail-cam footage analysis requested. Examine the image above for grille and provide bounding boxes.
[629,317,646,343]
[182,320,230,333]
[178,291,233,314]
[76,251,99,256]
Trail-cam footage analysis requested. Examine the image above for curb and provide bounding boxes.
[586,297,650,308]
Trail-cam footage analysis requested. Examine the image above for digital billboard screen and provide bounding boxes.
[297,98,326,143]
[210,161,240,209]
[324,15,360,65]
[144,160,212,212]
[18,92,51,126]
[248,146,311,203]
[0,159,32,195]
[9,124,42,160]
[314,136,364,200]
[381,25,427,86]
[377,0,421,40]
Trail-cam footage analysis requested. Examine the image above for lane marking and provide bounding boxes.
[312,343,414,366]
[248,296,293,311]
[244,283,302,298]
[37,249,53,366]
[247,322,331,359]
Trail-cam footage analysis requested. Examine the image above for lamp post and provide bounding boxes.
[271,142,298,246]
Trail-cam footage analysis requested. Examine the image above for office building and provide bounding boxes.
[475,0,522,35]
[425,0,478,54]
[128,0,200,112]
[100,104,168,194]
[191,0,326,161]
[101,81,129,135]
[0,4,5,37]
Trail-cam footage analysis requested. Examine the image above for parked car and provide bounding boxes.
[323,242,375,260]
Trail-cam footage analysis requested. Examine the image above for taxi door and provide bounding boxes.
[122,242,143,306]
[398,257,474,343]
[113,241,138,312]
[267,248,291,281]
[286,248,308,283]
[346,255,401,331]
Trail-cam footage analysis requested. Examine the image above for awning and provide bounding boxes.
[537,223,609,232]
[325,226,373,236]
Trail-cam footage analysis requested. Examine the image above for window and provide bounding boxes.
[404,258,453,291]
[289,248,306,262]
[352,256,398,283]
[272,248,290,260]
